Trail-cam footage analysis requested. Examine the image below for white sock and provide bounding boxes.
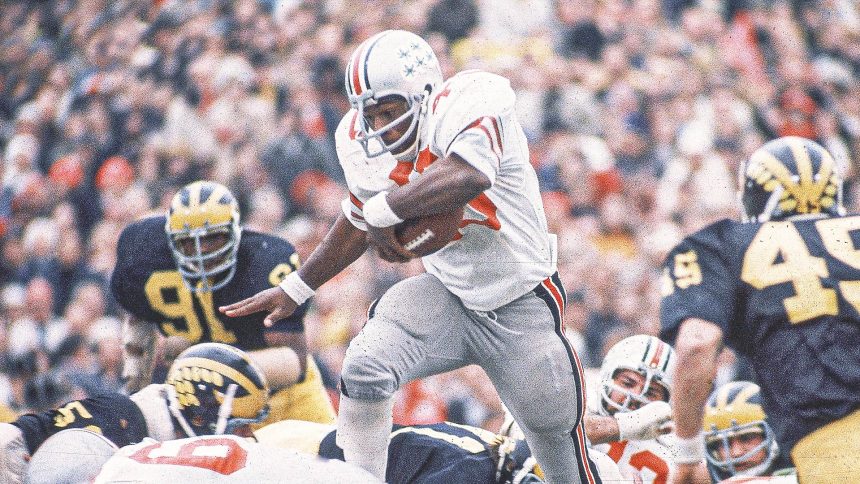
[335,394,394,480]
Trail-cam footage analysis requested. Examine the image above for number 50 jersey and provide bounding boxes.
[659,216,860,454]
[111,216,307,350]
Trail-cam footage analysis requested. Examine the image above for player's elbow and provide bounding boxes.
[674,318,723,361]
[462,166,491,194]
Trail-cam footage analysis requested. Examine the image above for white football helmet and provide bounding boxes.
[598,335,676,415]
[345,30,443,159]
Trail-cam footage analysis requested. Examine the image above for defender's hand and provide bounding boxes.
[219,287,298,327]
[367,225,416,263]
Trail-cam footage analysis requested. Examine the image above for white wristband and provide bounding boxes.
[362,191,404,228]
[672,432,705,464]
[279,272,315,305]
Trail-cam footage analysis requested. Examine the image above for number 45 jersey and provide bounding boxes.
[111,216,307,350]
[659,216,860,454]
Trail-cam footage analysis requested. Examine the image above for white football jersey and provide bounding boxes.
[336,70,557,311]
[93,435,381,483]
[593,438,675,484]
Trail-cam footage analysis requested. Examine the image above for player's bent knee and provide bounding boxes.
[340,354,399,401]
[517,405,581,435]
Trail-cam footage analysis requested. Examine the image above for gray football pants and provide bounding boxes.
[339,272,602,484]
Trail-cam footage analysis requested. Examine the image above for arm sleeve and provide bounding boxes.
[659,232,737,345]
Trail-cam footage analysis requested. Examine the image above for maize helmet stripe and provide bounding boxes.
[169,357,265,395]
[168,182,237,231]
[787,137,830,212]
[707,382,766,431]
[169,355,267,419]
[746,136,842,219]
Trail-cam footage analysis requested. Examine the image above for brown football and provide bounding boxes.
[395,207,465,256]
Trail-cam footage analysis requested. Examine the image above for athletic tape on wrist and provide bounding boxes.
[362,191,404,228]
[672,432,706,464]
[279,272,315,305]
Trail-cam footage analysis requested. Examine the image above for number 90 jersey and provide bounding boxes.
[111,216,307,350]
[659,216,860,454]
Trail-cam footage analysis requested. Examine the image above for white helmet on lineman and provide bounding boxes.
[598,335,676,415]
[345,30,443,159]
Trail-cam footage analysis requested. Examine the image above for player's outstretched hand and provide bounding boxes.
[367,225,416,263]
[616,401,673,441]
[219,287,298,327]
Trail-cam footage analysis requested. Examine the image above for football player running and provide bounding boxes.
[660,136,860,483]
[222,30,600,483]
[703,381,797,483]
[0,343,270,484]
[111,180,334,425]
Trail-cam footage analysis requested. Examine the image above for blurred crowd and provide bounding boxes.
[1,0,858,432]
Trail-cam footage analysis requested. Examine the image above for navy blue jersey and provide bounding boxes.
[111,216,307,350]
[12,393,148,454]
[319,422,503,484]
[660,216,860,454]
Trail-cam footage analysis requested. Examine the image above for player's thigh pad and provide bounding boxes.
[477,292,584,434]
[340,273,469,400]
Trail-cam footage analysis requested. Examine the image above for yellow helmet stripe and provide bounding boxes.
[787,137,829,213]
[754,149,813,212]
[171,357,265,392]
[753,150,795,194]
